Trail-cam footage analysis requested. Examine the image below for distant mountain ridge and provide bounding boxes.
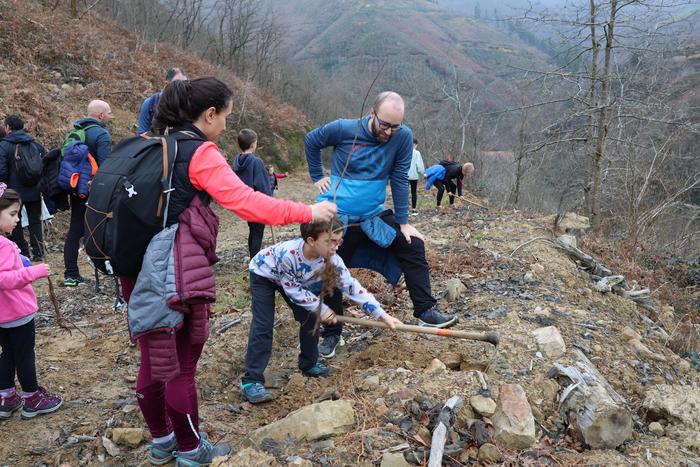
[268,0,550,115]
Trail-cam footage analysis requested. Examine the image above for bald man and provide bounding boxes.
[305,91,457,358]
[62,99,113,286]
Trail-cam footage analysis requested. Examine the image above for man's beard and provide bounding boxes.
[371,118,391,143]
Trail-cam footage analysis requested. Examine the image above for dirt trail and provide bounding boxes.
[2,175,699,466]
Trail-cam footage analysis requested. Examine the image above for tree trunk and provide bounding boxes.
[584,0,599,216]
[590,0,617,230]
[547,349,632,449]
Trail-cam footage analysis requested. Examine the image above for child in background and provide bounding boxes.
[0,183,62,420]
[232,129,273,258]
[267,165,288,194]
[241,216,402,404]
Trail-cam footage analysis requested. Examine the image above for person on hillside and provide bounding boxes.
[232,129,272,258]
[137,68,187,135]
[425,160,475,208]
[0,185,63,420]
[268,165,288,194]
[0,116,47,260]
[119,77,337,467]
[241,217,401,403]
[408,137,425,214]
[305,91,458,360]
[63,100,113,287]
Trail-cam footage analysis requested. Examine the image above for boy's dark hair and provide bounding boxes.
[238,129,258,151]
[165,67,185,82]
[413,137,418,145]
[152,77,233,132]
[300,216,344,241]
[3,115,24,131]
[0,187,21,211]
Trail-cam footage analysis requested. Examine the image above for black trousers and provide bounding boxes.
[11,200,43,259]
[64,195,86,279]
[323,211,436,338]
[242,273,343,384]
[409,179,418,209]
[434,179,457,206]
[0,319,38,392]
[247,222,265,259]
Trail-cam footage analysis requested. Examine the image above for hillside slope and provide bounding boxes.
[0,0,308,167]
[0,176,698,465]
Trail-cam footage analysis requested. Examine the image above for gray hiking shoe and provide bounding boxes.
[149,433,208,465]
[175,438,231,467]
[417,307,457,328]
[318,334,344,358]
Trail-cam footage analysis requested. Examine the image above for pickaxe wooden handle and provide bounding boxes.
[334,315,499,346]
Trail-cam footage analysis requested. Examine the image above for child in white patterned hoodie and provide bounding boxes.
[241,216,401,403]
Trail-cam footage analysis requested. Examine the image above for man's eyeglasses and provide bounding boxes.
[373,112,401,131]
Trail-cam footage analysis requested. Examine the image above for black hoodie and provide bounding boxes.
[0,130,46,202]
[231,153,272,196]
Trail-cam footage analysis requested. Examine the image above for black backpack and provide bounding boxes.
[14,142,44,186]
[84,131,203,276]
[39,148,70,211]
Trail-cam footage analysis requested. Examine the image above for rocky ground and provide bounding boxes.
[2,175,699,467]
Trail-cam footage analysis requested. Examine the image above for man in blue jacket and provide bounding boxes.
[63,100,113,286]
[0,115,46,260]
[136,68,187,135]
[305,91,457,358]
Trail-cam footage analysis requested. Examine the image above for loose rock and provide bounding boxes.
[477,443,503,463]
[101,436,120,457]
[426,358,447,374]
[111,428,144,448]
[642,385,700,430]
[380,452,412,467]
[249,400,356,444]
[445,278,466,301]
[470,395,497,418]
[649,422,664,436]
[492,384,536,449]
[532,326,566,358]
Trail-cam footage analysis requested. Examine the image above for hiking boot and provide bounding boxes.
[149,432,208,465]
[240,383,273,404]
[64,276,88,287]
[21,387,62,419]
[318,334,344,359]
[0,390,22,420]
[301,362,331,378]
[417,307,457,328]
[175,438,231,467]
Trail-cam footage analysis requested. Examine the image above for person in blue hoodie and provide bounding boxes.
[136,68,187,135]
[232,129,273,258]
[0,115,46,260]
[305,91,457,359]
[63,100,113,287]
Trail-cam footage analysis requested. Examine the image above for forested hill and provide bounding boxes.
[0,0,308,168]
[267,0,549,116]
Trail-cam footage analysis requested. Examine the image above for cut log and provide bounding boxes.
[554,238,657,316]
[428,396,463,467]
[546,350,632,449]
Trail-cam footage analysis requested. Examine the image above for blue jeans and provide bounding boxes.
[242,273,342,384]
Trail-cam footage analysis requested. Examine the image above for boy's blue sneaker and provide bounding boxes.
[240,383,273,404]
[148,433,208,465]
[318,335,344,358]
[417,307,457,328]
[302,362,331,378]
[175,438,231,467]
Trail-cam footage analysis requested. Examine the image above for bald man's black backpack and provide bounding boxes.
[84,132,203,277]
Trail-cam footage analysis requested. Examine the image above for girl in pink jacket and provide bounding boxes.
[0,184,62,420]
